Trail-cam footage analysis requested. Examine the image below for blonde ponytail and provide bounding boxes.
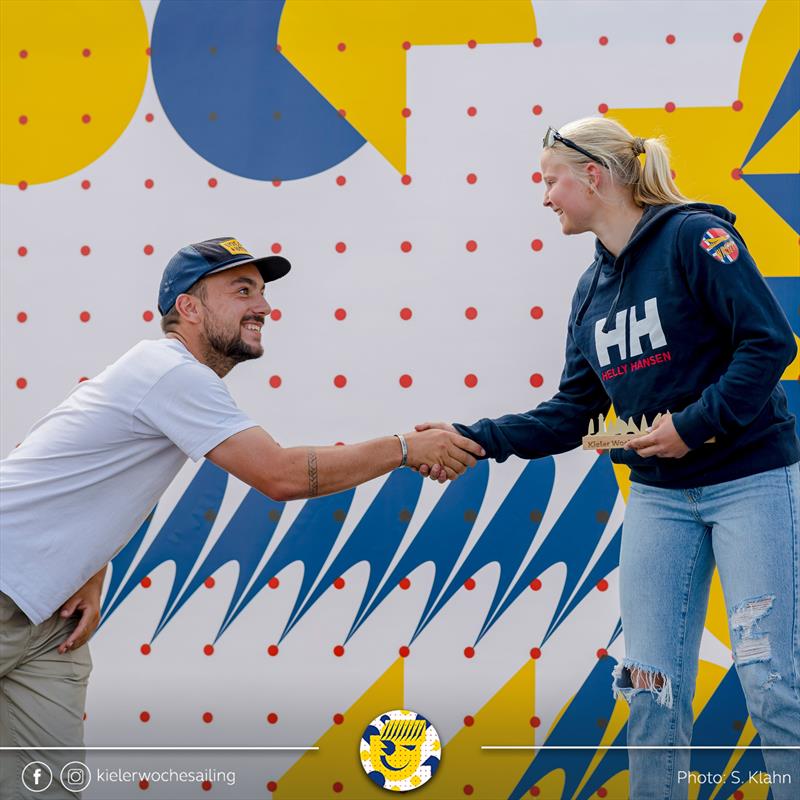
[548,117,691,206]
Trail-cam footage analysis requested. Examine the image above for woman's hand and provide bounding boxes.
[624,413,690,459]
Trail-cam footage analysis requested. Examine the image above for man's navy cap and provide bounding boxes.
[158,237,291,314]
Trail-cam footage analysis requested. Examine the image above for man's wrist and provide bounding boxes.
[393,433,408,467]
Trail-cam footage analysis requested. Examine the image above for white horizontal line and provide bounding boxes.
[482,745,800,750]
[0,747,318,752]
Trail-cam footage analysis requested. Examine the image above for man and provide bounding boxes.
[0,237,483,798]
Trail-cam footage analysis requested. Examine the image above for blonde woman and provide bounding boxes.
[417,117,799,798]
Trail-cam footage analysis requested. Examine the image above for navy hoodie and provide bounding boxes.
[454,203,799,488]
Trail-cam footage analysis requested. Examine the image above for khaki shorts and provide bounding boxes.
[0,593,92,799]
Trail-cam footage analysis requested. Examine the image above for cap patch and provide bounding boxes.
[219,238,251,256]
[699,228,739,263]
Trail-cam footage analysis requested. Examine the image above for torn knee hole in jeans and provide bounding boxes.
[730,594,774,666]
[612,659,674,709]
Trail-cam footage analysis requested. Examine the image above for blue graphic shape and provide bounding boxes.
[742,174,800,234]
[785,379,800,439]
[217,489,355,637]
[742,51,799,167]
[151,0,365,181]
[479,455,618,646]
[280,469,423,642]
[765,277,799,333]
[100,461,228,636]
[347,460,489,643]
[152,489,284,639]
[411,457,555,646]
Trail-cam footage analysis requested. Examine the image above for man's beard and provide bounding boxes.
[201,311,263,375]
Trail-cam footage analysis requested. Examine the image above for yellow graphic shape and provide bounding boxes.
[434,660,536,798]
[1,0,149,186]
[276,658,403,798]
[278,0,536,173]
[608,0,798,278]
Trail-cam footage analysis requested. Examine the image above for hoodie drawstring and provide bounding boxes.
[601,262,627,334]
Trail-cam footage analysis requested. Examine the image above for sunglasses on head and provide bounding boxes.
[543,126,605,165]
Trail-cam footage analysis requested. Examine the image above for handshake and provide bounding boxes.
[403,422,480,483]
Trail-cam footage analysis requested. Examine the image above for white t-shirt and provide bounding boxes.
[0,338,258,624]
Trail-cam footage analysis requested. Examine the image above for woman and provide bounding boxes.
[417,117,799,798]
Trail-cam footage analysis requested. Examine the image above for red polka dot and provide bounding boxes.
[531,171,542,183]
[597,579,609,591]
[598,103,609,114]
[143,244,154,255]
[333,783,343,794]
[464,577,476,590]
[597,788,607,798]
[671,170,677,180]
[269,375,282,388]
[18,181,28,190]
[78,377,89,383]
[467,106,477,117]
[466,172,477,184]
[19,115,28,125]
[466,240,477,252]
[464,374,478,388]
[16,377,27,390]
[274,44,281,54]
[272,180,282,187]
[336,175,346,186]
[81,179,91,189]
[464,646,475,658]
[464,715,474,726]
[401,173,412,185]
[82,114,91,124]
[530,578,542,591]
[208,177,217,188]
[533,37,542,47]
[665,101,676,113]
[402,41,411,50]
[141,576,151,588]
[464,786,474,796]
[269,577,280,589]
[82,48,91,57]
[17,246,27,256]
[333,713,344,725]
[145,47,151,56]
[400,240,412,253]
[337,42,346,52]
[334,308,347,321]
[140,711,150,722]
[140,779,149,790]
[532,104,542,115]
[140,643,151,655]
[17,312,27,323]
[530,306,543,319]
[144,178,154,189]
[145,113,154,123]
[399,645,410,658]
[399,374,413,388]
[267,712,278,724]
[401,107,411,118]
[202,712,213,723]
[19,50,28,58]
[531,239,543,251]
[334,577,346,589]
[530,787,541,797]
[597,648,608,659]
[665,34,676,44]
[80,311,91,323]
[267,781,278,792]
[599,36,608,46]
[400,307,412,320]
[143,310,154,322]
[203,644,214,656]
[334,375,347,388]
[338,108,346,117]
[333,645,345,657]
[530,647,541,659]
[467,39,477,49]
[530,373,543,388]
[399,577,411,590]
[202,780,212,791]
[270,308,282,321]
[267,644,279,656]
[204,576,215,588]
[732,100,743,111]
[732,168,742,180]
[335,241,347,253]
[80,245,91,256]
[733,32,743,43]
[465,307,478,320]
[530,716,541,727]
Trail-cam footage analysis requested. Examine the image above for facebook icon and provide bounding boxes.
[21,761,53,793]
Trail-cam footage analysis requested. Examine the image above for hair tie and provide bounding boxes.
[632,137,646,156]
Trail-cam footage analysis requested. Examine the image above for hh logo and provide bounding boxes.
[219,239,251,256]
[594,297,667,367]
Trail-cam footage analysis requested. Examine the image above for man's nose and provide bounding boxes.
[255,295,270,316]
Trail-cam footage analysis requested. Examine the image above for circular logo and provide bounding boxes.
[60,760,91,792]
[21,761,53,793]
[359,709,441,792]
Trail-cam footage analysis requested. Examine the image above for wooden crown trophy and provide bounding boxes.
[582,413,715,449]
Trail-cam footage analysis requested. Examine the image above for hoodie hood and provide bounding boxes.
[575,202,736,329]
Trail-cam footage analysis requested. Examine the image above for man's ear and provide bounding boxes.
[174,293,203,324]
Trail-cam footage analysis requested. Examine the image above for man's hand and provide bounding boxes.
[624,413,690,459]
[57,566,107,654]
[411,422,470,481]
[405,425,483,481]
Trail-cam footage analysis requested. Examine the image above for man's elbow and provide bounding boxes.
[254,475,306,503]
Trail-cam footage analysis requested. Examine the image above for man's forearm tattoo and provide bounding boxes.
[307,449,319,497]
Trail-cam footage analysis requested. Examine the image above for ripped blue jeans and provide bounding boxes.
[615,462,800,799]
